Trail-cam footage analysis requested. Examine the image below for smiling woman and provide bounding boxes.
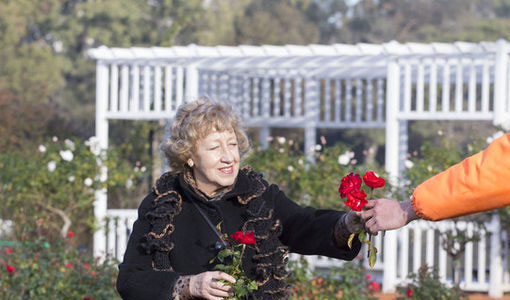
[116,98,363,300]
[189,129,240,196]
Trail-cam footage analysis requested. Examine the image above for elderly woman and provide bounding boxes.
[117,99,362,300]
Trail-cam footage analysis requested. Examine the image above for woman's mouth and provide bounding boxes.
[218,166,233,174]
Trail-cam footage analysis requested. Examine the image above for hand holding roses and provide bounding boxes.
[338,171,386,268]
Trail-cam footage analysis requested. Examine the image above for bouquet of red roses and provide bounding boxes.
[338,171,385,268]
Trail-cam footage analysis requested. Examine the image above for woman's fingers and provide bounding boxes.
[208,285,233,298]
[211,280,233,292]
[190,271,235,299]
[215,271,236,284]
[206,296,226,300]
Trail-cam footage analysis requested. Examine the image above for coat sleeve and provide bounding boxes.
[116,194,180,300]
[412,133,510,221]
[268,184,361,260]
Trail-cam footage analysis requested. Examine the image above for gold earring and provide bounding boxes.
[187,159,194,168]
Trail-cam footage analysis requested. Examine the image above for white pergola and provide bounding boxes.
[88,40,510,296]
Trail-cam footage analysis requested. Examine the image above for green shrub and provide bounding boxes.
[396,265,467,300]
[0,136,141,242]
[0,229,120,300]
[287,257,377,300]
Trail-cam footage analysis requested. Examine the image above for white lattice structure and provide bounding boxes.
[88,40,510,297]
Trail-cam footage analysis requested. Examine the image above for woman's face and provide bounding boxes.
[191,128,240,196]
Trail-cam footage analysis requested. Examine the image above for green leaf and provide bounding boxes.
[222,248,234,257]
[369,245,378,268]
[214,264,227,271]
[248,280,258,291]
[358,230,367,243]
[236,278,245,287]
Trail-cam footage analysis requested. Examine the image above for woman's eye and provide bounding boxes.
[209,146,219,150]
[230,143,238,147]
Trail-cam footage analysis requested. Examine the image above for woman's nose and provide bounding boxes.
[220,147,234,162]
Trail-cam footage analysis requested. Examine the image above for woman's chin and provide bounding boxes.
[217,178,235,188]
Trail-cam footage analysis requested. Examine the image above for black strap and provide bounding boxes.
[189,198,228,248]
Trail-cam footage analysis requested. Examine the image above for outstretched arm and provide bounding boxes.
[361,133,510,233]
[412,133,510,221]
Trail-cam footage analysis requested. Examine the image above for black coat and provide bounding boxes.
[116,167,361,300]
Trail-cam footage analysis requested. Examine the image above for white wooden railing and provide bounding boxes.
[103,209,138,260]
[396,55,497,120]
[104,209,510,296]
[198,69,387,129]
[102,63,196,120]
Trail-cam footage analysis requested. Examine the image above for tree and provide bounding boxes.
[235,0,319,45]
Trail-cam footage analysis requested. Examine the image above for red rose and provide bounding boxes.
[6,265,15,274]
[407,286,413,297]
[368,281,380,292]
[84,298,94,300]
[230,231,256,245]
[363,171,385,188]
[83,263,90,269]
[366,274,371,280]
[344,189,367,211]
[65,263,73,268]
[4,248,14,254]
[231,231,243,242]
[338,173,362,198]
[241,232,256,245]
[67,231,74,238]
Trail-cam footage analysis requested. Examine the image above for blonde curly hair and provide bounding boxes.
[162,98,251,174]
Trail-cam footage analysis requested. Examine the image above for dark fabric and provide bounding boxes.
[116,167,361,300]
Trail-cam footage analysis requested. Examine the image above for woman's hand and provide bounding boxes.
[344,210,363,233]
[189,271,236,300]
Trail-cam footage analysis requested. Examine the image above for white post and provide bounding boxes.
[494,40,508,128]
[383,60,400,293]
[385,60,401,186]
[398,121,408,173]
[259,127,270,150]
[185,64,199,101]
[489,214,503,298]
[161,119,173,174]
[94,61,109,259]
[304,77,319,163]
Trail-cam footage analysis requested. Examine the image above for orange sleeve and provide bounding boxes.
[412,133,510,221]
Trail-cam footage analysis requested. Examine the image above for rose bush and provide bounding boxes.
[288,257,377,300]
[0,230,120,299]
[0,136,143,242]
[396,265,467,300]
